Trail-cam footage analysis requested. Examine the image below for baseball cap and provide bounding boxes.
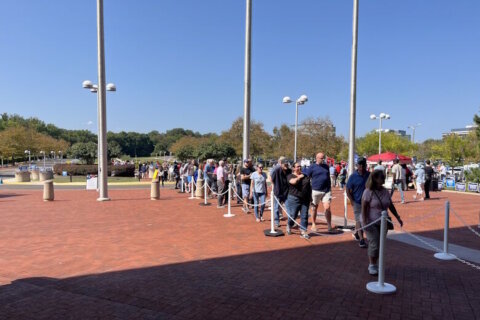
[281,158,289,165]
[356,157,366,165]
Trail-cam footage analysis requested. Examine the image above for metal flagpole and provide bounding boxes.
[242,0,252,161]
[347,0,359,177]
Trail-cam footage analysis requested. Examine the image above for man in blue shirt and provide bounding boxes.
[346,157,369,248]
[303,152,333,232]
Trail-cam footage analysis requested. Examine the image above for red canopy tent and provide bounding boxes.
[367,152,411,166]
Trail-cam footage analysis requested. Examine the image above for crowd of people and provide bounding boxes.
[141,152,449,275]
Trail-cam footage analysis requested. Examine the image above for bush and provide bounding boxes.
[53,164,135,177]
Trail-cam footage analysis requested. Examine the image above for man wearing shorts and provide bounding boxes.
[304,152,333,232]
[346,157,369,248]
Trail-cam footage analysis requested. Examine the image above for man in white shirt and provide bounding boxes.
[216,160,226,208]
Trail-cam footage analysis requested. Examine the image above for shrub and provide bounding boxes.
[53,164,135,177]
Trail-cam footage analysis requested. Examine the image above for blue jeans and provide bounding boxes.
[285,195,309,231]
[253,192,266,219]
[273,195,286,225]
[390,180,404,202]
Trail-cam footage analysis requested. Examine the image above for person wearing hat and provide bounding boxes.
[346,157,370,248]
[240,158,254,213]
[413,163,425,201]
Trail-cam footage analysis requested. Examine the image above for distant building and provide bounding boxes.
[442,125,478,138]
[384,129,411,141]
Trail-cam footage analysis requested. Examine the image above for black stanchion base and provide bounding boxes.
[199,203,211,207]
[337,225,355,232]
[264,229,284,237]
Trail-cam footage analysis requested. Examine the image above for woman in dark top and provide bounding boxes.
[285,162,312,239]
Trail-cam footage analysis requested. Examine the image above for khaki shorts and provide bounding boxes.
[353,202,362,223]
[311,190,332,206]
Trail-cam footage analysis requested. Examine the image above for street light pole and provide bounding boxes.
[283,95,308,162]
[408,123,421,143]
[348,0,359,176]
[96,0,109,201]
[242,0,252,161]
[370,113,390,155]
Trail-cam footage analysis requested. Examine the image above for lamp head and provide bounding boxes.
[282,96,292,104]
[379,112,386,118]
[298,94,308,103]
[385,114,391,120]
[82,80,93,89]
[370,114,377,120]
[90,84,98,93]
[106,83,116,92]
[24,150,29,154]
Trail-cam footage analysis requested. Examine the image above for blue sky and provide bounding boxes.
[0,0,479,142]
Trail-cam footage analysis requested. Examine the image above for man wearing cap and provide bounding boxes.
[346,157,369,248]
[304,152,333,232]
[240,159,254,213]
[270,157,291,227]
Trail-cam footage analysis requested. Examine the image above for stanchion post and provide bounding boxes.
[178,176,185,193]
[188,179,196,199]
[264,196,284,237]
[366,210,396,294]
[338,190,355,231]
[199,179,211,206]
[223,183,235,218]
[434,200,456,260]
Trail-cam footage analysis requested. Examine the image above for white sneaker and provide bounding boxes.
[368,264,378,275]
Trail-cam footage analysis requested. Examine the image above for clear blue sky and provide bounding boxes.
[1,0,479,142]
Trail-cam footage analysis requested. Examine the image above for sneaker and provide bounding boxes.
[401,200,405,204]
[352,232,360,241]
[286,225,291,235]
[274,223,280,228]
[300,232,311,240]
[368,264,378,275]
[256,218,260,223]
[217,205,225,209]
[260,217,265,222]
[359,239,367,248]
[242,207,248,213]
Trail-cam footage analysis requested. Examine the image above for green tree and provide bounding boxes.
[68,142,97,164]
[107,141,123,159]
[357,131,416,157]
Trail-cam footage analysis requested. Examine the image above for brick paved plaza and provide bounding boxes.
[0,187,479,319]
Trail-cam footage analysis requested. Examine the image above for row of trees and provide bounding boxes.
[1,113,479,165]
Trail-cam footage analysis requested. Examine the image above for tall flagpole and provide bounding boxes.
[348,0,359,176]
[242,0,252,160]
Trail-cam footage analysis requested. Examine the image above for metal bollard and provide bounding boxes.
[43,180,54,201]
[366,211,396,294]
[434,200,456,260]
[188,179,196,199]
[150,179,160,200]
[223,184,235,218]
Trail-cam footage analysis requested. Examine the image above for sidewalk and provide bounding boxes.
[0,188,479,319]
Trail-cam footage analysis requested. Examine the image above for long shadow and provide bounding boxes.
[0,233,479,320]
[0,193,24,199]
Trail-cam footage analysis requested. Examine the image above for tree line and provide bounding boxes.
[1,112,479,166]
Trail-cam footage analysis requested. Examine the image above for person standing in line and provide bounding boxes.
[362,169,403,275]
[413,163,425,201]
[303,152,333,232]
[269,156,285,220]
[424,160,434,200]
[240,159,253,213]
[338,163,347,190]
[173,161,180,189]
[270,158,291,227]
[346,157,370,248]
[204,159,214,197]
[250,163,268,222]
[286,162,311,239]
[390,159,405,204]
[187,160,195,193]
[400,163,407,191]
[329,164,337,188]
[216,160,226,208]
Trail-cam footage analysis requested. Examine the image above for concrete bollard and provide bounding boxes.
[31,169,40,181]
[43,180,54,201]
[151,179,160,200]
[195,177,204,198]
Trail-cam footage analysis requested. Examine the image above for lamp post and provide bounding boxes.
[282,95,308,162]
[370,113,390,155]
[82,80,116,199]
[50,151,56,165]
[408,123,421,143]
[348,0,359,176]
[40,151,46,169]
[24,150,31,168]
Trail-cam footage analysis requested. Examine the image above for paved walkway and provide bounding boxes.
[0,188,479,319]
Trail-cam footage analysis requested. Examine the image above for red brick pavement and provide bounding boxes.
[0,188,479,319]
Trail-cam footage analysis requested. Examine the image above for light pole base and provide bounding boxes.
[264,229,284,237]
[199,203,211,207]
[366,282,397,294]
[223,213,235,218]
[97,197,111,202]
[434,252,456,260]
